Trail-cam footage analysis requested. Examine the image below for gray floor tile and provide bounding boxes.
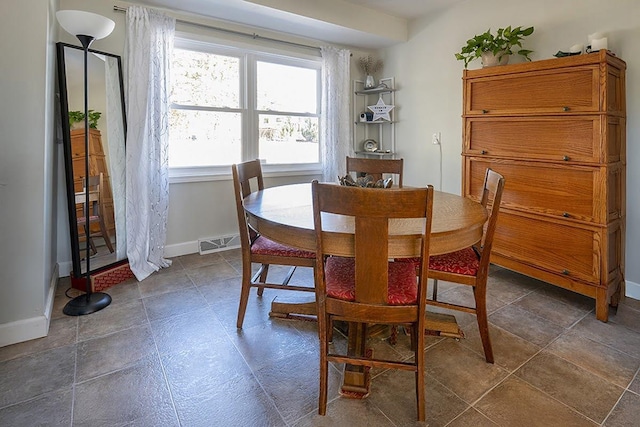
[0,344,75,408]
[4,252,640,426]
[142,286,205,321]
[76,324,156,382]
[0,315,77,363]
[447,407,499,427]
[475,376,597,426]
[0,388,72,427]
[515,351,624,423]
[546,329,640,388]
[424,339,509,403]
[489,304,566,347]
[173,374,286,427]
[73,355,178,427]
[77,297,148,341]
[603,391,640,426]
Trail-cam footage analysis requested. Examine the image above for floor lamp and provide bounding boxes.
[57,10,116,316]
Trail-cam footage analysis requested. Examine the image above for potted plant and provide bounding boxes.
[357,55,384,88]
[455,26,534,68]
[69,109,102,130]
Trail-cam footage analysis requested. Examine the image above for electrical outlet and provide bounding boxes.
[432,132,441,145]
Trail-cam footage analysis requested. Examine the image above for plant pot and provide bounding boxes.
[481,51,510,67]
[364,75,376,89]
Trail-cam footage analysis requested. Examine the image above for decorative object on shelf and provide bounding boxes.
[357,55,383,89]
[587,32,608,52]
[57,9,115,316]
[359,112,374,122]
[69,109,102,129]
[455,26,534,68]
[363,138,378,152]
[338,173,393,188]
[368,98,395,121]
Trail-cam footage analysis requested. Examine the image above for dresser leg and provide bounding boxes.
[595,288,610,322]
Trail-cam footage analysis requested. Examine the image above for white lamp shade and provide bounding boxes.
[56,10,115,40]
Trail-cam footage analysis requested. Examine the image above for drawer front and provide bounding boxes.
[464,158,622,224]
[492,211,601,283]
[464,116,603,163]
[465,66,598,114]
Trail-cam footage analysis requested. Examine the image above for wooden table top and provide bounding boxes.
[244,183,487,257]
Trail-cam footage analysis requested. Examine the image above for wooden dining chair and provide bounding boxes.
[76,173,114,255]
[232,160,316,329]
[346,156,403,187]
[426,168,505,363]
[312,181,434,421]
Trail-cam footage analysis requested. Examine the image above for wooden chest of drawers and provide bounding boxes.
[462,50,626,321]
[70,128,115,236]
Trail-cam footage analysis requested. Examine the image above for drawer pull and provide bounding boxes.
[563,106,570,112]
[481,150,487,155]
[482,109,489,114]
[563,155,570,161]
[562,269,570,275]
[562,212,570,218]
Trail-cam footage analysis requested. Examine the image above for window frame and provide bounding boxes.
[169,36,322,182]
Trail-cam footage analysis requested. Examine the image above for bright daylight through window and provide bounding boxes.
[169,40,321,175]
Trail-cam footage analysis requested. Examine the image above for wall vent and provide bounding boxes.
[198,234,241,255]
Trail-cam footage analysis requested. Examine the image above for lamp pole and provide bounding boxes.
[57,11,115,315]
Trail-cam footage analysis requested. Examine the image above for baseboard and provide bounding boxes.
[625,279,640,301]
[163,240,199,258]
[0,265,58,348]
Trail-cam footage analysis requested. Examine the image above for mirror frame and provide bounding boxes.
[56,42,127,278]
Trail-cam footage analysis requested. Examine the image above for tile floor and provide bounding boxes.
[1,249,639,426]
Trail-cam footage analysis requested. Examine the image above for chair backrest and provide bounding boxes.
[79,173,106,218]
[475,168,505,275]
[232,160,265,247]
[346,156,404,187]
[312,181,433,311]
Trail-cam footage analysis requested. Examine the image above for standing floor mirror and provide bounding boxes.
[56,42,127,280]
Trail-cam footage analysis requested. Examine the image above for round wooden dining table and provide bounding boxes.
[243,182,488,396]
[243,182,488,257]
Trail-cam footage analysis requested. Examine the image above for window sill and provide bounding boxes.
[169,163,322,184]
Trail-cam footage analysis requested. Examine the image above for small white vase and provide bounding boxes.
[481,51,510,67]
[364,75,376,89]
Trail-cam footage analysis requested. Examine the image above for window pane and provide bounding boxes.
[259,114,319,164]
[169,109,241,167]
[257,62,317,113]
[171,49,240,108]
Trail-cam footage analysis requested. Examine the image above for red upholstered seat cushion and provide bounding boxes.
[324,257,418,305]
[395,247,480,276]
[251,235,315,259]
[429,247,479,276]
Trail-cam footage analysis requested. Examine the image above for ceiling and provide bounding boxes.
[342,0,460,20]
[129,0,463,49]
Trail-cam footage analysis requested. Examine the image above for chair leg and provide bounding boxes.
[432,278,439,301]
[414,321,425,422]
[318,314,329,415]
[256,264,269,296]
[97,218,114,253]
[473,285,494,364]
[237,262,253,329]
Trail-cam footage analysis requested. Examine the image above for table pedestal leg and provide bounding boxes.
[340,322,370,397]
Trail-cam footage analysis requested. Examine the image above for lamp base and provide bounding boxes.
[63,292,112,316]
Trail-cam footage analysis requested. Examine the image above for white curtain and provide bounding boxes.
[104,57,126,261]
[320,46,352,182]
[124,6,175,281]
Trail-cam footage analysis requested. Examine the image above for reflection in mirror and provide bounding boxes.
[56,42,127,277]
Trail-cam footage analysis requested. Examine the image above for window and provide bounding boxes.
[169,39,321,178]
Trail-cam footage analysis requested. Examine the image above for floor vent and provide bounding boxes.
[198,234,241,255]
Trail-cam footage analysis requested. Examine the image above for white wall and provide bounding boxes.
[0,0,59,346]
[383,0,640,296]
[52,0,639,300]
